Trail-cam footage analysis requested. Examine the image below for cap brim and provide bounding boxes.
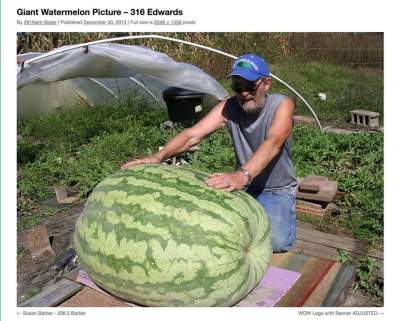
[226,69,260,82]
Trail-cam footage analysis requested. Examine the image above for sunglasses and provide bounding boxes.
[231,79,263,94]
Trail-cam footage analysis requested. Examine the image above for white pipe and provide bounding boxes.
[22,34,323,131]
[270,73,323,131]
[89,78,119,99]
[22,35,239,65]
[92,76,164,109]
[128,77,164,109]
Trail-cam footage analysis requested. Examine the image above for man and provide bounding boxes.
[122,54,297,252]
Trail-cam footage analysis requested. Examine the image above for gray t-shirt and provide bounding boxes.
[223,93,297,193]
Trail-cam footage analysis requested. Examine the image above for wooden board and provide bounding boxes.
[293,222,383,261]
[273,252,356,307]
[322,264,356,306]
[59,287,130,307]
[302,262,342,306]
[275,254,337,307]
[289,222,383,274]
[18,202,84,249]
[19,278,83,307]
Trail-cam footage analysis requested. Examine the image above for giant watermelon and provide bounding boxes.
[73,164,272,306]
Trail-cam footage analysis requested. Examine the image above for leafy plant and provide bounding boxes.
[336,250,353,264]
[353,256,383,300]
[17,247,29,261]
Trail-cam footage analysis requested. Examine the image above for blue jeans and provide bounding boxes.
[246,188,296,253]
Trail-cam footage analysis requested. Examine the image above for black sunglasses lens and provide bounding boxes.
[231,82,254,93]
[231,83,243,93]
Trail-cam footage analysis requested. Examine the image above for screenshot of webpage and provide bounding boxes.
[1,1,398,321]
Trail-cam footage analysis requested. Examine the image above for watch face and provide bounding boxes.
[239,167,252,185]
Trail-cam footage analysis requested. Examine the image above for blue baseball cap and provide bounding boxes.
[227,54,270,81]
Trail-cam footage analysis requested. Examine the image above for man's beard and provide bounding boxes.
[238,96,266,114]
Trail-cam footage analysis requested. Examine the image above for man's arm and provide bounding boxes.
[122,100,227,168]
[206,98,295,191]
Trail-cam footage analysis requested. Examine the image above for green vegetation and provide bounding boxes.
[335,250,383,300]
[270,61,383,124]
[354,256,383,300]
[336,250,353,265]
[292,125,383,244]
[17,247,29,261]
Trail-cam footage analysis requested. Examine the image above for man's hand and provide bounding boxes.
[121,155,161,169]
[205,171,249,192]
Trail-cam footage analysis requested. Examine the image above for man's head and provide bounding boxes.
[227,54,272,114]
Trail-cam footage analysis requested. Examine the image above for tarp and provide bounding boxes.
[17,43,228,117]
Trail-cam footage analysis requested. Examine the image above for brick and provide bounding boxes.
[296,202,336,218]
[350,110,380,117]
[297,181,338,202]
[54,185,80,204]
[296,200,322,209]
[319,181,338,198]
[296,205,325,217]
[24,225,55,259]
[299,176,329,192]
[350,110,380,128]
[54,185,68,203]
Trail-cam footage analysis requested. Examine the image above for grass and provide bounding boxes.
[269,60,383,125]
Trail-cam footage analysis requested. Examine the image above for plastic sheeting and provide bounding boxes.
[17,43,228,118]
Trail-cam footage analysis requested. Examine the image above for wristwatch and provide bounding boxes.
[238,167,253,186]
